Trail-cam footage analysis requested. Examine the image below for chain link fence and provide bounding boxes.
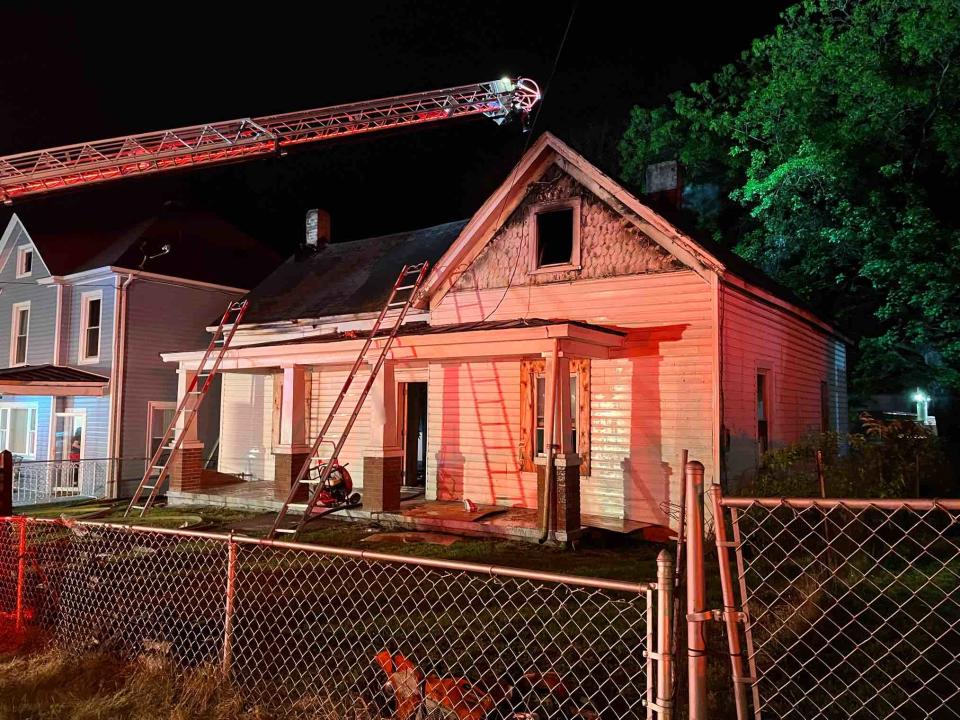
[713,495,960,720]
[0,517,674,719]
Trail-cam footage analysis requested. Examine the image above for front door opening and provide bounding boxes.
[402,382,427,487]
[54,412,85,493]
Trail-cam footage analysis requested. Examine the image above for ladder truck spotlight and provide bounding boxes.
[0,77,541,203]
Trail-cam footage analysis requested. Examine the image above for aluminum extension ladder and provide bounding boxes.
[124,299,249,517]
[268,262,429,539]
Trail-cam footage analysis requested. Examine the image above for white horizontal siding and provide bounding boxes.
[308,365,372,488]
[721,285,848,481]
[426,360,530,507]
[431,271,716,524]
[219,372,274,481]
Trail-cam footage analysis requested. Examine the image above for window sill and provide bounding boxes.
[77,356,100,366]
[528,263,581,276]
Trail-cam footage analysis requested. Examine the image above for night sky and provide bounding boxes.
[1,2,789,252]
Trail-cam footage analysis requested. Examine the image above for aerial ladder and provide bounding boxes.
[0,77,540,203]
[64,76,537,518]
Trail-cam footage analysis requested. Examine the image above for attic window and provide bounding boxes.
[529,198,581,273]
[16,247,33,278]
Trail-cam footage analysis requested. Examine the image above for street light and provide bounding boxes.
[913,388,931,422]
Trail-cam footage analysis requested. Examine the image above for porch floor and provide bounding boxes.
[166,480,669,542]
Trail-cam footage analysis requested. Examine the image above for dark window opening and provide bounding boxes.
[536,207,574,267]
[757,373,769,454]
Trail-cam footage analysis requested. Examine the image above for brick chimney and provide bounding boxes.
[644,160,683,210]
[305,209,331,249]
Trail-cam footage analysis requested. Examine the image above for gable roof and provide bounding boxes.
[241,219,468,325]
[421,132,839,335]
[7,203,281,289]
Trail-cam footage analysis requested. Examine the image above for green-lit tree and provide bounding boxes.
[619,0,960,395]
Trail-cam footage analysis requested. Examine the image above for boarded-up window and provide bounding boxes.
[520,358,590,475]
[757,373,769,454]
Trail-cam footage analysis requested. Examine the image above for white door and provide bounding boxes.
[54,413,86,494]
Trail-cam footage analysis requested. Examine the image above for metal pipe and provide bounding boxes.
[719,497,960,511]
[685,461,707,720]
[656,550,675,720]
[107,272,135,499]
[539,340,560,544]
[711,483,749,719]
[222,534,238,675]
[15,516,27,633]
[7,517,650,594]
[646,585,654,720]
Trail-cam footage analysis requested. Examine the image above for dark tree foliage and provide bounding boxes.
[619,0,960,395]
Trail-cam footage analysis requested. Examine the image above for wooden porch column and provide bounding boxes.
[169,367,204,493]
[273,366,311,501]
[535,353,582,543]
[363,361,403,513]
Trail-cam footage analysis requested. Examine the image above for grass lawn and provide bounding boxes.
[16,500,669,583]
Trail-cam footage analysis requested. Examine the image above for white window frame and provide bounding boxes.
[0,402,39,459]
[10,300,30,367]
[528,197,582,275]
[146,400,177,458]
[78,291,103,365]
[15,245,34,279]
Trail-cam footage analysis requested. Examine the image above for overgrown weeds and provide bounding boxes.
[0,643,274,720]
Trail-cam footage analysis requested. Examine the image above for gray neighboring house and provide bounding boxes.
[0,207,280,503]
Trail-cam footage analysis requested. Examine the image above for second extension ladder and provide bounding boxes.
[268,262,429,539]
[124,299,248,517]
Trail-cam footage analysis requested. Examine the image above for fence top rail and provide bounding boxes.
[719,495,960,511]
[13,457,148,465]
[0,516,651,595]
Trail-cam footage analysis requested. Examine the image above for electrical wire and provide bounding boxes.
[477,0,578,323]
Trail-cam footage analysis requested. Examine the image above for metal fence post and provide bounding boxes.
[710,483,750,720]
[685,460,707,720]
[14,515,27,633]
[0,450,12,516]
[656,550,674,720]
[222,533,238,675]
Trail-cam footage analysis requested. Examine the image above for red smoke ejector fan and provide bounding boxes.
[309,459,360,508]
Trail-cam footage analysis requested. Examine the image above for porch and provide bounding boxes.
[166,478,669,542]
[161,318,676,543]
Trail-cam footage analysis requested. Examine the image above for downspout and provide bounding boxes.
[106,273,134,498]
[49,282,64,461]
[538,339,560,544]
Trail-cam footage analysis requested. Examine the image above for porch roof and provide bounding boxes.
[162,319,626,370]
[0,364,109,396]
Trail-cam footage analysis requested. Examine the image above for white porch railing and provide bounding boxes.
[12,457,145,507]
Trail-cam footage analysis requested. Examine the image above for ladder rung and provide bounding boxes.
[274,527,297,534]
[286,503,308,512]
[299,477,321,484]
[131,505,146,510]
[387,301,407,308]
[396,284,416,290]
[142,485,156,490]
[152,465,165,470]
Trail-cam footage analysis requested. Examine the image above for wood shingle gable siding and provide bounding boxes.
[452,166,682,293]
